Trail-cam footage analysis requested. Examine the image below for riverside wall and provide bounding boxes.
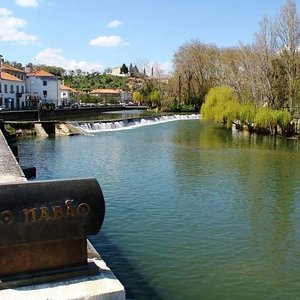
[0,129,126,300]
[0,105,147,121]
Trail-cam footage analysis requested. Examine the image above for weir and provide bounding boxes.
[0,129,125,299]
[73,114,200,133]
[2,114,200,137]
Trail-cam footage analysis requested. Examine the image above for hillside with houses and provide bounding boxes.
[0,60,169,110]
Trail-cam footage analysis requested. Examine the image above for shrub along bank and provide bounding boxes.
[201,86,294,136]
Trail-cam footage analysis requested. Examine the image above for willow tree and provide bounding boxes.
[202,86,292,134]
[201,86,240,128]
[254,107,291,134]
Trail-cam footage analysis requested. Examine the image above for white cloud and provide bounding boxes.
[107,20,122,28]
[0,8,38,44]
[0,8,12,16]
[15,0,39,8]
[152,62,173,76]
[89,35,129,47]
[34,48,103,72]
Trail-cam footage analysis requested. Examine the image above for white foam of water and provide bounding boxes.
[75,114,200,134]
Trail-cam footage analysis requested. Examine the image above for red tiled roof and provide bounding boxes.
[27,70,55,77]
[90,88,121,94]
[61,84,78,93]
[2,64,26,73]
[0,72,23,82]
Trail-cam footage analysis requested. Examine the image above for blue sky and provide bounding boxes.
[0,0,296,74]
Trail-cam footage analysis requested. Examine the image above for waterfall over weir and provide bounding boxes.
[73,114,200,134]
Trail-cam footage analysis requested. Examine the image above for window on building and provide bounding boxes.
[43,80,47,86]
[21,86,24,93]
[4,85,7,93]
[17,86,19,93]
[0,84,1,93]
[43,90,47,98]
[10,85,14,93]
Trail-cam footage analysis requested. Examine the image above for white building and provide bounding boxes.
[2,64,26,81]
[26,70,61,107]
[61,84,79,105]
[111,66,122,76]
[0,70,26,110]
[109,66,129,77]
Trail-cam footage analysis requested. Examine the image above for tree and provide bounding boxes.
[150,90,161,107]
[275,0,300,112]
[173,41,220,108]
[201,86,240,128]
[120,63,128,74]
[133,91,143,104]
[129,63,133,75]
[202,86,292,134]
[131,65,141,77]
[103,67,112,74]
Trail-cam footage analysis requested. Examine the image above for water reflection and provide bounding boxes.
[171,121,300,299]
[16,120,300,300]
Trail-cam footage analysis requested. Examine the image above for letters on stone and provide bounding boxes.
[0,178,105,247]
[0,200,91,225]
[0,178,105,284]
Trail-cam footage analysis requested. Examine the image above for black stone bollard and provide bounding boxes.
[0,178,105,288]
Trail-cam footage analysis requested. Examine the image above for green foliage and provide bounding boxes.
[150,90,161,103]
[140,81,158,106]
[201,86,239,128]
[120,63,128,74]
[172,104,195,112]
[160,95,176,111]
[271,58,289,109]
[254,107,273,129]
[274,109,291,128]
[202,86,292,134]
[63,73,128,91]
[254,107,290,131]
[4,124,16,136]
[238,103,256,124]
[132,91,143,103]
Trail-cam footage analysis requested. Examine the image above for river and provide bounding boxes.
[15,115,300,300]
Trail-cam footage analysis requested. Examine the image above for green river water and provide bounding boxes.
[16,118,300,300]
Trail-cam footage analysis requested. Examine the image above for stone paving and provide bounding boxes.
[0,130,26,183]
